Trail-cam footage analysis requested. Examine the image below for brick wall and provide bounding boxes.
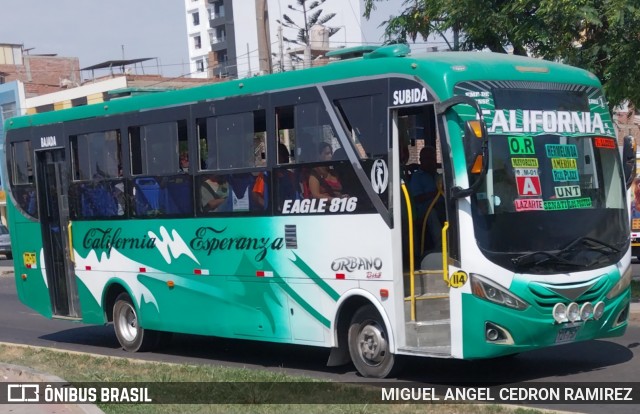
[0,55,80,97]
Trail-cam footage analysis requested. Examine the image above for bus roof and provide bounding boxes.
[5,49,601,131]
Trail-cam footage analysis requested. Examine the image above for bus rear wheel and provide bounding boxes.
[348,304,396,378]
[113,292,157,352]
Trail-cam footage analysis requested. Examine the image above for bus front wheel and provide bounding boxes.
[348,304,396,378]
[113,292,156,352]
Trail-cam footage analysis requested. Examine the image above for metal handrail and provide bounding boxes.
[400,182,416,321]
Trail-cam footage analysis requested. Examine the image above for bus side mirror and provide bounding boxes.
[622,135,636,189]
[436,95,488,199]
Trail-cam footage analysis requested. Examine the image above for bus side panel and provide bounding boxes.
[10,217,52,318]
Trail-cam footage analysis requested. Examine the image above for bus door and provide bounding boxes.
[35,149,80,319]
[393,103,452,350]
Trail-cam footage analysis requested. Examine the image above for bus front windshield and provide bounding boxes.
[467,85,628,274]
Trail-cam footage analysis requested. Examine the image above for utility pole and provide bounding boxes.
[255,0,272,74]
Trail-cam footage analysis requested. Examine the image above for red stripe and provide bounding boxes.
[256,271,265,277]
[194,269,202,275]
[85,266,92,271]
[139,267,146,273]
[336,273,345,280]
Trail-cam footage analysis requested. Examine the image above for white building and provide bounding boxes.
[183,0,440,79]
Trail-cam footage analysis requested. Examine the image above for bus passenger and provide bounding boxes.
[179,151,189,172]
[408,146,443,252]
[308,142,345,200]
[201,175,229,213]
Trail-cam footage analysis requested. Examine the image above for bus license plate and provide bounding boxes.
[555,326,579,343]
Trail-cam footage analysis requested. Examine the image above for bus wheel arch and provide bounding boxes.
[103,282,128,323]
[332,292,397,378]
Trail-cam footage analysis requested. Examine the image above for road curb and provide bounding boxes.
[1,363,105,414]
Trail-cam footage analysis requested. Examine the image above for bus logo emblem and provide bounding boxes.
[370,159,388,194]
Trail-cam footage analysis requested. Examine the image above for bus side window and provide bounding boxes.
[10,141,38,218]
[197,109,268,215]
[69,130,124,219]
[129,120,194,217]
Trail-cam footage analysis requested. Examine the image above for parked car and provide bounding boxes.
[0,224,11,259]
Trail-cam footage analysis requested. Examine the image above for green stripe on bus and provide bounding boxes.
[290,253,341,302]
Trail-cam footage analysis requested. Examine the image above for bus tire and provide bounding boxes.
[113,292,157,352]
[347,304,396,378]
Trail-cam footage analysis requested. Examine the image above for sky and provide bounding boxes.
[1,0,190,78]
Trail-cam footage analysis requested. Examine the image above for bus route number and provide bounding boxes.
[448,270,468,288]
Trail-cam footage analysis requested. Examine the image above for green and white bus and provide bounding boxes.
[3,45,635,378]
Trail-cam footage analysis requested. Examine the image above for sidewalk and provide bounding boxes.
[1,363,104,414]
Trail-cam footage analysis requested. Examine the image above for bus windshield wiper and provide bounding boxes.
[560,236,620,256]
[558,236,621,267]
[511,250,583,269]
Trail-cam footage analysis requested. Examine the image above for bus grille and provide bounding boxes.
[527,276,611,309]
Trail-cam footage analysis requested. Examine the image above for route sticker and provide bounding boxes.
[545,144,578,158]
[511,158,539,168]
[508,136,535,155]
[552,169,579,182]
[543,198,592,210]
[551,158,577,170]
[516,175,541,196]
[514,198,544,211]
[554,185,581,199]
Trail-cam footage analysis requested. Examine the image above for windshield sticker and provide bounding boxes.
[552,169,579,182]
[551,158,577,170]
[515,175,542,196]
[594,137,616,149]
[511,158,539,168]
[554,185,582,198]
[514,198,544,212]
[543,198,592,210]
[545,144,578,158]
[508,136,535,155]
[514,168,538,177]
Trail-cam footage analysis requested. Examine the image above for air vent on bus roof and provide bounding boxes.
[363,44,410,59]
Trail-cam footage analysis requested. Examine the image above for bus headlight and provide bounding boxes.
[606,266,632,299]
[580,302,594,320]
[470,274,529,310]
[566,302,580,322]
[552,303,567,323]
[593,301,605,320]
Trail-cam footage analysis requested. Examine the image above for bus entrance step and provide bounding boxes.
[404,272,449,296]
[405,319,451,348]
[404,295,450,322]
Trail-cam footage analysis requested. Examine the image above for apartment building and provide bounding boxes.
[183,0,408,79]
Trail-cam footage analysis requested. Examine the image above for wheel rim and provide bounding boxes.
[356,321,387,366]
[117,302,138,342]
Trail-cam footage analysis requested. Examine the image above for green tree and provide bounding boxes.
[364,0,640,107]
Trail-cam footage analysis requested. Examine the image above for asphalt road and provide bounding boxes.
[0,258,639,413]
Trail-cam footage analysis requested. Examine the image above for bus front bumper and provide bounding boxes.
[460,290,631,359]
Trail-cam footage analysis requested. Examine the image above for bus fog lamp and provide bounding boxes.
[580,302,593,320]
[593,301,605,320]
[552,303,567,323]
[567,302,580,322]
[486,328,499,341]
